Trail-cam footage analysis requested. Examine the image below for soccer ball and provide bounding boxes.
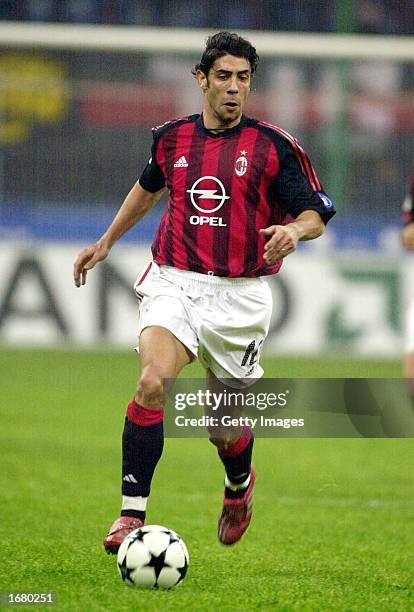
[117,525,189,589]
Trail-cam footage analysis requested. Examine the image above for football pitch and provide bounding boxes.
[1,349,413,611]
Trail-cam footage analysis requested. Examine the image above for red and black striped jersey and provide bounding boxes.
[402,170,414,225]
[139,114,335,278]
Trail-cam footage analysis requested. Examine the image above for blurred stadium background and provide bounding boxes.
[0,0,413,360]
[2,6,414,609]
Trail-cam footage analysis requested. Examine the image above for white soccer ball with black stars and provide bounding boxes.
[117,525,189,589]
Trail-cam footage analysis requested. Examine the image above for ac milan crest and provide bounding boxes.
[235,150,248,176]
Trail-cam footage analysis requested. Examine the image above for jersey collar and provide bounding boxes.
[196,114,247,138]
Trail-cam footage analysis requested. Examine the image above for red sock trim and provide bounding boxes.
[219,426,252,457]
[126,400,164,426]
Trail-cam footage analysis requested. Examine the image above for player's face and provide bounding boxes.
[198,54,251,129]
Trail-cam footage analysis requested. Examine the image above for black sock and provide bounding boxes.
[120,417,164,518]
[121,509,147,521]
[218,434,254,499]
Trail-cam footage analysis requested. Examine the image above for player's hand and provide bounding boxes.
[401,223,414,251]
[259,224,299,265]
[73,240,111,287]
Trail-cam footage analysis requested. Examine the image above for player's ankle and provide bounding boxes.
[224,473,251,498]
[120,509,146,521]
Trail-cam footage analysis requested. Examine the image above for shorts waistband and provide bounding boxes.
[159,265,263,287]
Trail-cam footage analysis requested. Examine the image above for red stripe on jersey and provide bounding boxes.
[227,128,259,276]
[161,129,181,266]
[259,120,321,192]
[170,122,196,269]
[199,139,222,272]
[181,128,209,273]
[153,134,169,260]
[212,133,245,274]
[152,121,207,272]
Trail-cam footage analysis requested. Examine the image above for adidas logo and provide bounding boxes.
[123,474,138,483]
[174,155,188,168]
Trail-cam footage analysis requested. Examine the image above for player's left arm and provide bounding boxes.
[260,210,325,266]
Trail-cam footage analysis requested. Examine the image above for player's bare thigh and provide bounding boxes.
[135,325,193,408]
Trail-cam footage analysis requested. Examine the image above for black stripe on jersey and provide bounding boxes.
[213,134,242,275]
[297,146,321,192]
[243,133,273,275]
[257,122,321,191]
[183,128,208,273]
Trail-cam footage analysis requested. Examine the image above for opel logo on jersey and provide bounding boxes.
[187,176,230,213]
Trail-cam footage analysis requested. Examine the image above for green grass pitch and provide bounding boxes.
[1,349,413,611]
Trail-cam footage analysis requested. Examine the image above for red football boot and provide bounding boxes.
[218,468,255,545]
[103,516,144,554]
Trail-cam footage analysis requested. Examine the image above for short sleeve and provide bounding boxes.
[139,137,166,193]
[274,141,335,225]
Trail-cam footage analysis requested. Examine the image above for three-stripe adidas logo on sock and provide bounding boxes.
[123,474,138,483]
[174,155,188,168]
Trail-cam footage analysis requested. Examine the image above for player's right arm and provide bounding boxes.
[73,182,166,287]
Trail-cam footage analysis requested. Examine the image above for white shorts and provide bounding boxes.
[405,300,414,353]
[134,262,273,388]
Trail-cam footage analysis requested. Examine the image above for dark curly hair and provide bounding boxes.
[192,31,259,77]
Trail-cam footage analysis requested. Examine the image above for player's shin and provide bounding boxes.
[121,400,164,521]
[217,426,254,499]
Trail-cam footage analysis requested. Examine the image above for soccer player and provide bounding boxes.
[401,169,414,400]
[73,32,335,551]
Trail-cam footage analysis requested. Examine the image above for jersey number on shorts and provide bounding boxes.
[241,340,263,368]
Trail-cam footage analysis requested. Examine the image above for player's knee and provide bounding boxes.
[135,367,165,407]
[208,430,241,449]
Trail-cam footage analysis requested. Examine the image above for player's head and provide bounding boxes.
[193,32,259,128]
[193,32,259,78]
